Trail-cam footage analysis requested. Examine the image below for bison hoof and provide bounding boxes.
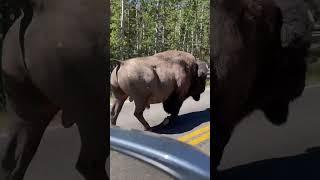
[110,124,119,128]
[145,126,153,131]
[162,118,170,126]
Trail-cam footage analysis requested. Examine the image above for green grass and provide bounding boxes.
[306,60,320,85]
[0,111,9,131]
[110,94,115,102]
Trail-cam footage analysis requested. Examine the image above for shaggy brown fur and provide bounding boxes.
[0,1,109,179]
[212,0,311,176]
[110,51,208,130]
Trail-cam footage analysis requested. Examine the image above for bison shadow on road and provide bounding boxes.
[151,108,210,134]
[218,147,320,180]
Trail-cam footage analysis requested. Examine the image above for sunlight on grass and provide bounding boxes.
[0,111,9,131]
[306,60,320,85]
[206,79,210,86]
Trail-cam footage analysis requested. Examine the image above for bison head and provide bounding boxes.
[189,61,209,101]
[255,0,310,126]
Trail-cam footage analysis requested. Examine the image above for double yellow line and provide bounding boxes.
[178,125,210,146]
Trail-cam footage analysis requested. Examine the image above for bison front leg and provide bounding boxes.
[162,93,184,125]
[212,124,232,177]
[76,115,108,180]
[212,106,236,178]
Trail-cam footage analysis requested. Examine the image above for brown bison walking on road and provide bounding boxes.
[212,0,312,176]
[110,51,208,130]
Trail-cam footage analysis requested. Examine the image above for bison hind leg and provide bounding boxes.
[133,97,151,131]
[110,96,127,126]
[1,99,58,180]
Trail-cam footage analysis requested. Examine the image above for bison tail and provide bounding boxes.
[111,59,125,65]
[115,63,122,85]
[112,59,124,83]
[110,60,123,96]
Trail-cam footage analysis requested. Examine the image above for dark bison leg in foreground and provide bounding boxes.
[1,0,109,179]
[212,121,233,176]
[0,16,60,180]
[1,95,58,180]
[75,110,108,179]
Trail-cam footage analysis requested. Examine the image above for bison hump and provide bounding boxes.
[274,0,313,48]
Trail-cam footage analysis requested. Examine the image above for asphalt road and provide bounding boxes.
[109,88,211,179]
[1,83,319,180]
[111,88,211,155]
[218,84,320,180]
[0,88,210,180]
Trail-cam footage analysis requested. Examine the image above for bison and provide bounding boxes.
[212,0,312,176]
[153,50,209,102]
[110,51,208,130]
[0,0,109,179]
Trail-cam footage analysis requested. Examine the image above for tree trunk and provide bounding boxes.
[154,0,160,54]
[120,0,124,60]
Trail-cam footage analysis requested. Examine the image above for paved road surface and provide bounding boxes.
[1,83,319,180]
[0,89,210,180]
[109,88,211,179]
[111,88,211,155]
[219,84,320,180]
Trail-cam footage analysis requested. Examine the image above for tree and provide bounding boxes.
[110,0,210,72]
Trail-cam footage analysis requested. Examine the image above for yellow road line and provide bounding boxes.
[188,132,210,146]
[178,125,210,142]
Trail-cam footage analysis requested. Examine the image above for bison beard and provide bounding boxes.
[212,0,311,177]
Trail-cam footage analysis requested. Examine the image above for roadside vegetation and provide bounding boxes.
[110,0,210,69]
[0,111,8,132]
[306,59,320,85]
